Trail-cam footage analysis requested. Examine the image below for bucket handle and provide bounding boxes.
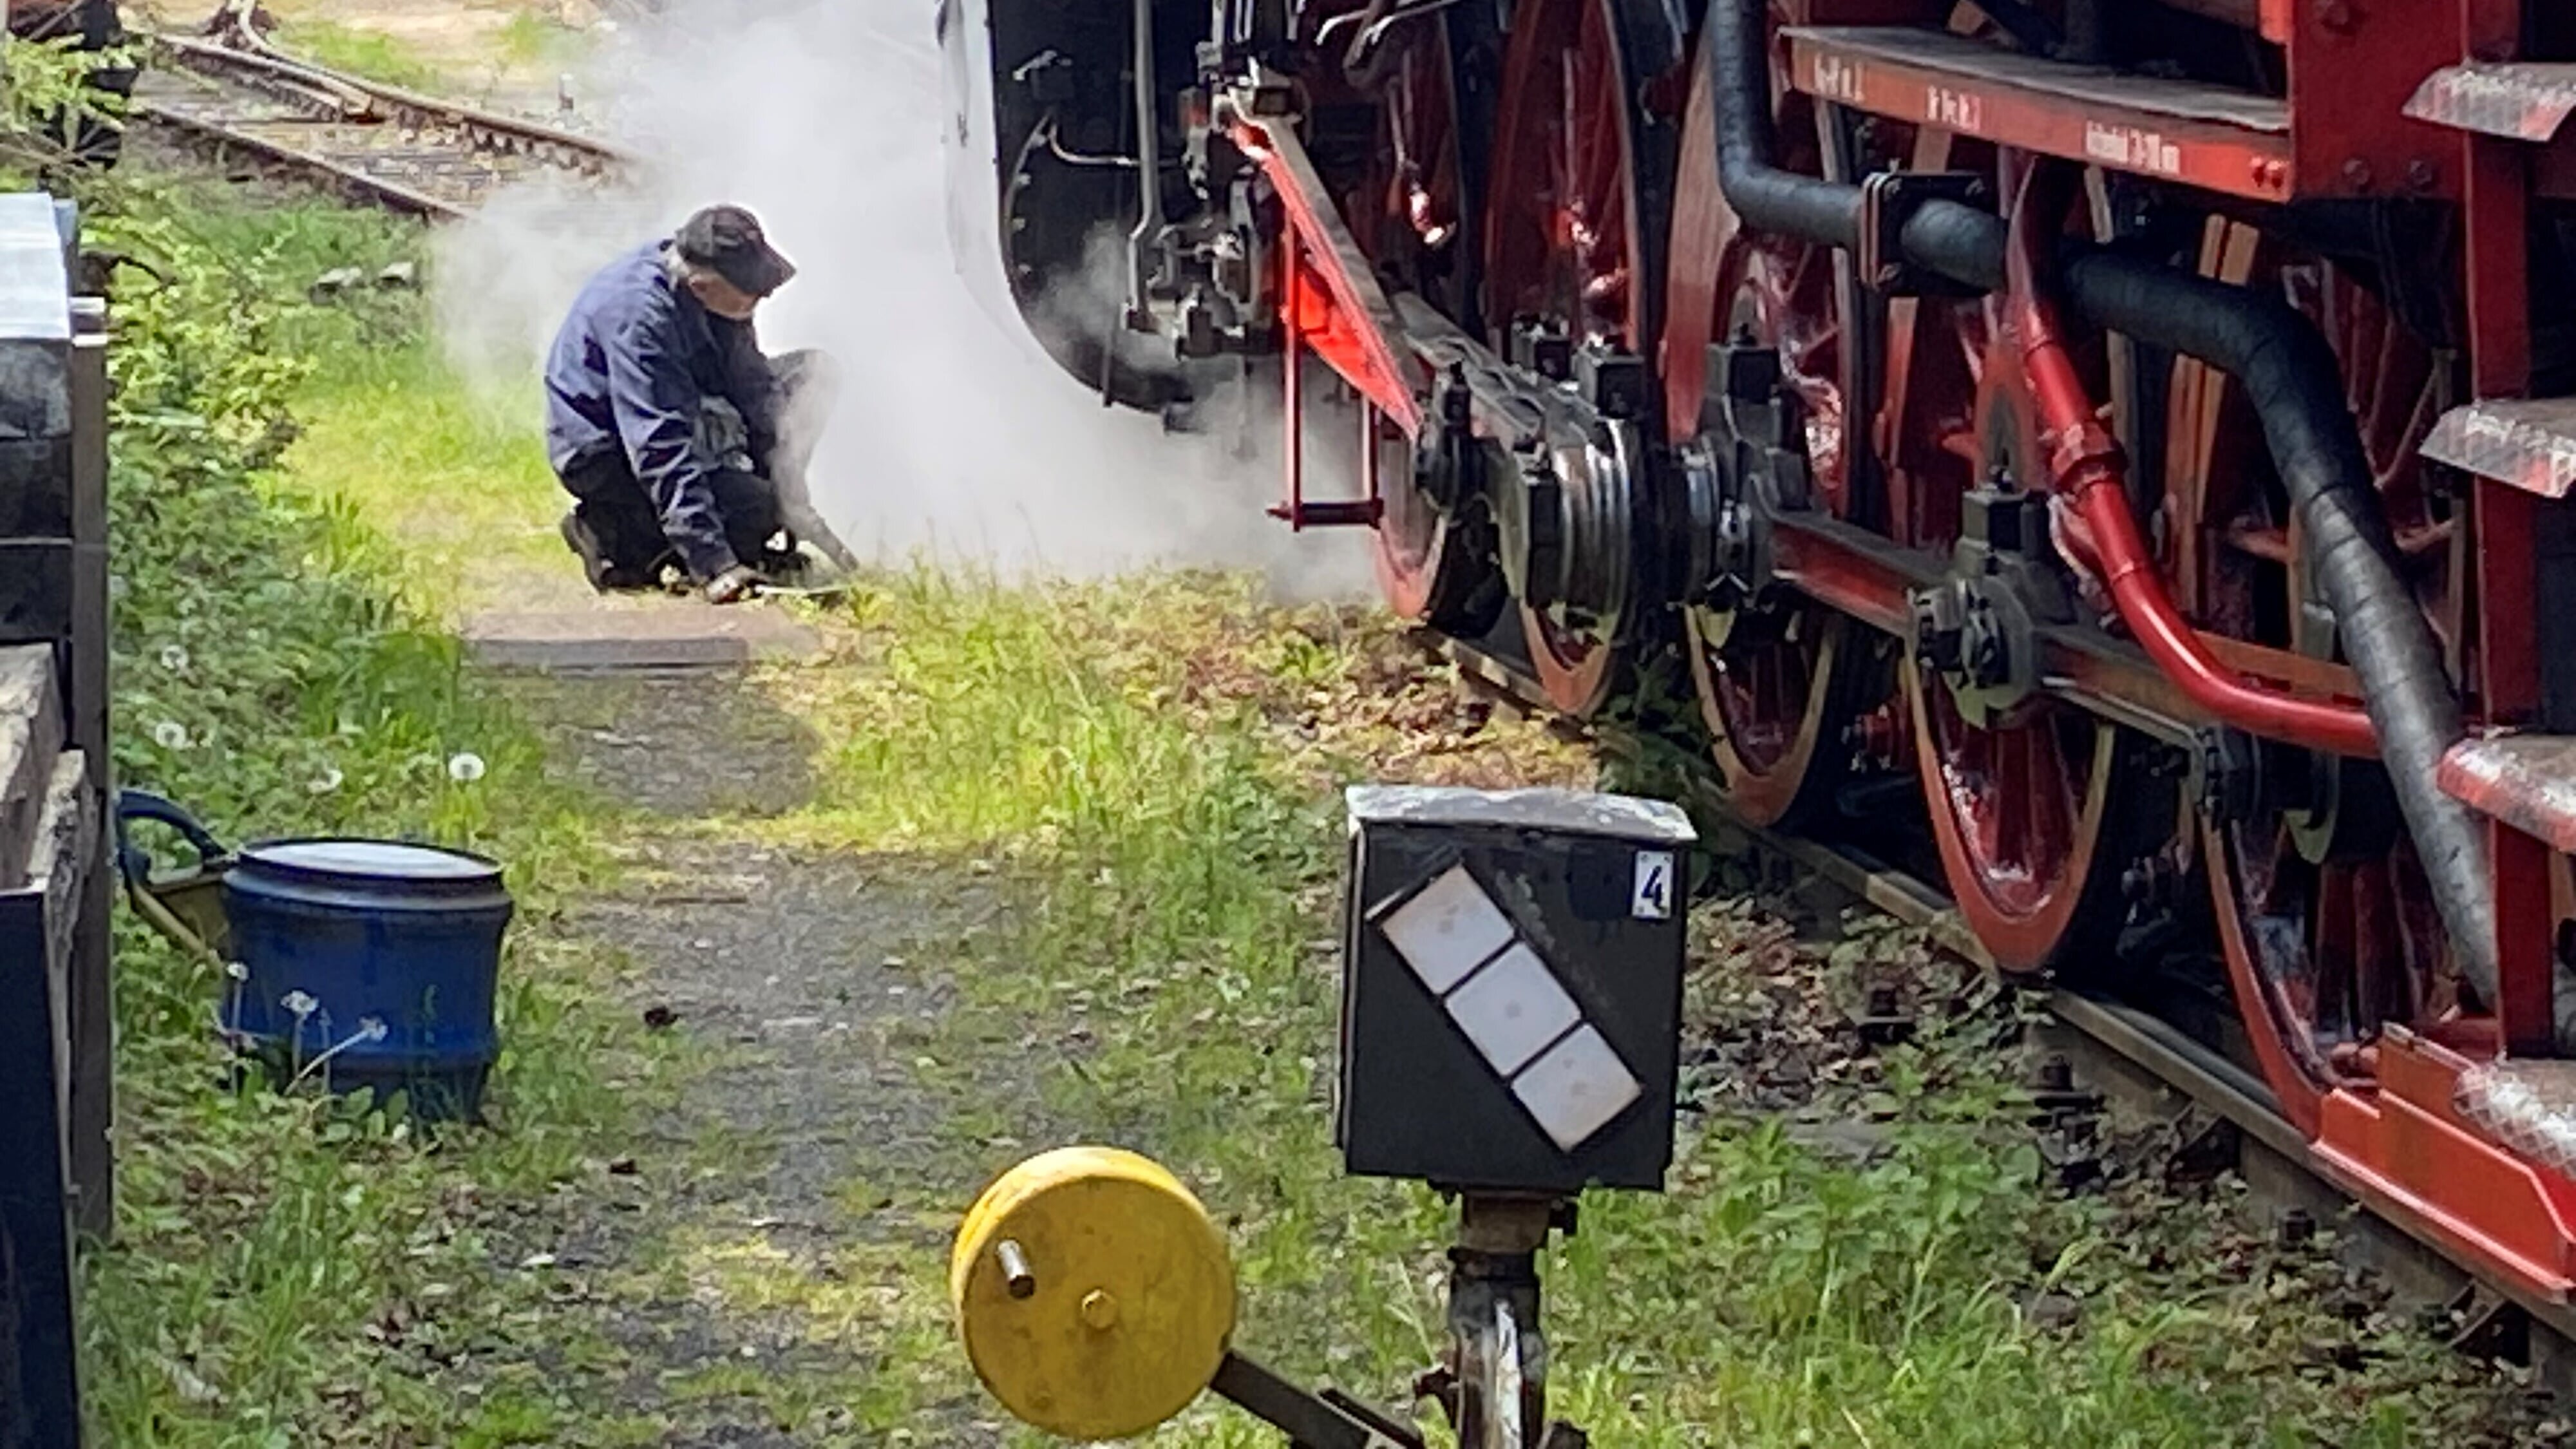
[114,790,231,891]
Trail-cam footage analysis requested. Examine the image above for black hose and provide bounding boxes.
[1705,0,2504,1016]
[1707,0,1861,251]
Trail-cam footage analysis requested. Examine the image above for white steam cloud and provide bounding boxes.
[433,0,1371,594]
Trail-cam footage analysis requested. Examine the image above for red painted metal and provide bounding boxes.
[1770,519,1918,634]
[2003,165,2380,755]
[2202,819,2330,1137]
[1670,60,1866,826]
[2313,1029,2576,1303]
[1908,667,2120,972]
[2287,0,2460,203]
[1484,0,1643,717]
[1226,111,1426,438]
[2447,0,2555,1059]
[1784,26,2297,202]
[1364,24,1482,618]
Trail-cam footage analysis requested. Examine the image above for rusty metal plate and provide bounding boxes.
[2439,734,2576,853]
[2423,399,2576,499]
[1783,26,2293,200]
[2405,64,2576,142]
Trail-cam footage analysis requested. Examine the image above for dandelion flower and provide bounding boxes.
[151,720,190,750]
[158,644,190,673]
[281,990,317,1018]
[224,961,249,981]
[306,766,344,795]
[447,752,488,784]
[358,1017,388,1042]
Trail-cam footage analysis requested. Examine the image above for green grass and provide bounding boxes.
[273,20,448,95]
[47,171,688,1444]
[759,573,2537,1446]
[40,149,2547,1445]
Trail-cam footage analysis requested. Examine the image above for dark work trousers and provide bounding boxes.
[558,455,785,589]
[556,348,840,587]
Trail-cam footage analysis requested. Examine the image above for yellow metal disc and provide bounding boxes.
[951,1147,1236,1441]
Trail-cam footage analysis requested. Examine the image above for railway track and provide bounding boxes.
[1434,634,2576,1386]
[128,10,633,218]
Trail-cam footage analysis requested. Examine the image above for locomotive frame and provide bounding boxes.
[942,0,2576,1343]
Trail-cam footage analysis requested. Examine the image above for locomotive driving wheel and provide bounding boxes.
[1364,10,1504,635]
[2186,254,2464,1125]
[1482,0,1679,715]
[1897,286,2152,975]
[1663,15,1875,828]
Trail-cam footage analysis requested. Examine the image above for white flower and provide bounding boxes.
[281,990,317,1019]
[306,766,344,795]
[158,644,190,673]
[223,960,249,981]
[446,752,487,784]
[152,720,190,750]
[357,1017,388,1042]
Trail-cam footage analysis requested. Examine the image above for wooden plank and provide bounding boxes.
[0,643,61,888]
[28,750,90,1141]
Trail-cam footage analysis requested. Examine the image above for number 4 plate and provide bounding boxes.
[1632,851,1675,920]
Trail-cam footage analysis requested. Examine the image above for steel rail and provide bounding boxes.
[129,21,637,219]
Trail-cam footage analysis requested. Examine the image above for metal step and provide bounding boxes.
[2423,398,2576,499]
[2439,734,2576,853]
[1781,25,2291,200]
[2405,64,2576,142]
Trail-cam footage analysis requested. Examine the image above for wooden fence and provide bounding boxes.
[0,189,111,1448]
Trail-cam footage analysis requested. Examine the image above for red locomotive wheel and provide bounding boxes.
[2181,249,2464,1121]
[1363,14,1502,634]
[2203,818,2442,1135]
[1665,28,1871,826]
[1897,289,2148,974]
[1483,0,1660,715]
[1907,668,2130,972]
[1678,231,1864,825]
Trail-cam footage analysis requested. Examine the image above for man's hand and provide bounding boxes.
[703,563,767,605]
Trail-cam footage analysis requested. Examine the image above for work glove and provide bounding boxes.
[703,563,767,605]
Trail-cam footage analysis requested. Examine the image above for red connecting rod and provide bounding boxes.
[2003,164,2378,756]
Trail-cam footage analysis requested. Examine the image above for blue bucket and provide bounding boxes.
[222,838,513,1120]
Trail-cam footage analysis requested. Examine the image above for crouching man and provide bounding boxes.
[545,204,855,603]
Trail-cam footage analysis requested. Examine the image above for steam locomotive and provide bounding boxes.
[942,0,2576,1323]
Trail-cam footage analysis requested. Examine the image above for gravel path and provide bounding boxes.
[488,663,1025,1444]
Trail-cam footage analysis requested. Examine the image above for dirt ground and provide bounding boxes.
[486,666,1029,1443]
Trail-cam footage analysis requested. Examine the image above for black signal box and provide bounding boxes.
[1336,786,1696,1195]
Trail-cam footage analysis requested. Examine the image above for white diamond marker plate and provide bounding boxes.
[1513,1026,1642,1152]
[1380,864,1515,993]
[1444,942,1583,1076]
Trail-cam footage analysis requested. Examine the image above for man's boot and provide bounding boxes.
[561,510,619,593]
[562,507,664,592]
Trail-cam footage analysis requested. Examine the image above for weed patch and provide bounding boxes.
[46,171,676,1443]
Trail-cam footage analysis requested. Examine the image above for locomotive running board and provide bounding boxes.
[1783,26,2294,202]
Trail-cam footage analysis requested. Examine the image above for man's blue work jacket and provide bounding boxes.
[544,240,781,580]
